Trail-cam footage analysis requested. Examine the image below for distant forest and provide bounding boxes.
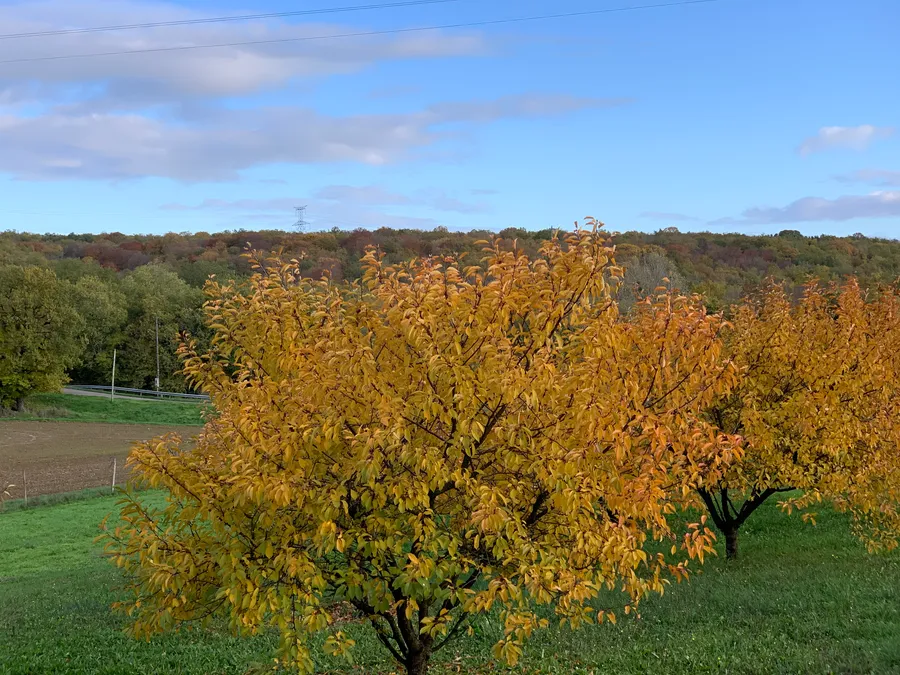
[2,225,899,393]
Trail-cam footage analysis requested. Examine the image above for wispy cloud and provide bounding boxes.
[314,185,411,206]
[0,94,625,182]
[639,211,701,222]
[317,184,489,214]
[427,94,630,123]
[0,0,485,109]
[162,183,490,223]
[797,125,895,156]
[366,85,422,100]
[0,1,631,183]
[713,191,900,225]
[834,169,900,188]
[419,191,486,214]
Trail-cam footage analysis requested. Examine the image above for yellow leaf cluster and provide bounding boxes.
[100,225,742,673]
[699,279,900,556]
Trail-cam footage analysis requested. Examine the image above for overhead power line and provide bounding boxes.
[0,0,721,66]
[0,0,465,41]
[0,209,233,220]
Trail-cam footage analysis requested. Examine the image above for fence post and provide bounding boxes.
[23,469,27,507]
[112,457,117,493]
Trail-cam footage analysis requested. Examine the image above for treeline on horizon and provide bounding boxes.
[2,224,899,394]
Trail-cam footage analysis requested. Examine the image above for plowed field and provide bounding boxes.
[0,421,199,499]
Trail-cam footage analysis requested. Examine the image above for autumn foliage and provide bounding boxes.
[102,226,742,674]
[100,224,900,673]
[698,279,900,558]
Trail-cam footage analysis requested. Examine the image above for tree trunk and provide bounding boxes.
[14,397,25,412]
[405,648,430,675]
[724,525,739,560]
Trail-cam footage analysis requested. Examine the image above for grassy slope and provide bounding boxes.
[0,496,898,674]
[5,393,206,426]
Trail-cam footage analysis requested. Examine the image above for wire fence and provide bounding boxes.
[0,454,133,505]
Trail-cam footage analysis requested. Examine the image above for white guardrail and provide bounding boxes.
[67,384,211,402]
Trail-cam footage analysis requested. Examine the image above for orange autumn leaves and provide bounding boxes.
[701,278,900,557]
[101,225,900,674]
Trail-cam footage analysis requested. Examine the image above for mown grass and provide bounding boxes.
[0,485,153,514]
[2,393,207,426]
[0,495,898,674]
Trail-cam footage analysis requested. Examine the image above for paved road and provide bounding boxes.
[62,387,153,402]
[62,387,110,398]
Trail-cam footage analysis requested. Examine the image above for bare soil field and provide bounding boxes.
[0,421,199,499]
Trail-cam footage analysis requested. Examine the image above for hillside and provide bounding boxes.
[4,226,899,290]
[2,226,899,393]
[613,227,900,310]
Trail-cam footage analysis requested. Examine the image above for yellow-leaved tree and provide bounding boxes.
[102,225,741,674]
[696,279,900,559]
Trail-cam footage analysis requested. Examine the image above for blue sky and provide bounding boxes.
[0,0,897,237]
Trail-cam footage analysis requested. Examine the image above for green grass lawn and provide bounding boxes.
[0,495,898,674]
[5,393,207,426]
[1,486,148,514]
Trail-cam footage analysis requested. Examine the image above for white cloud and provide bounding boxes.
[0,96,621,181]
[0,0,484,107]
[0,107,434,180]
[797,125,895,155]
[713,191,900,225]
[0,1,630,183]
[834,169,900,187]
